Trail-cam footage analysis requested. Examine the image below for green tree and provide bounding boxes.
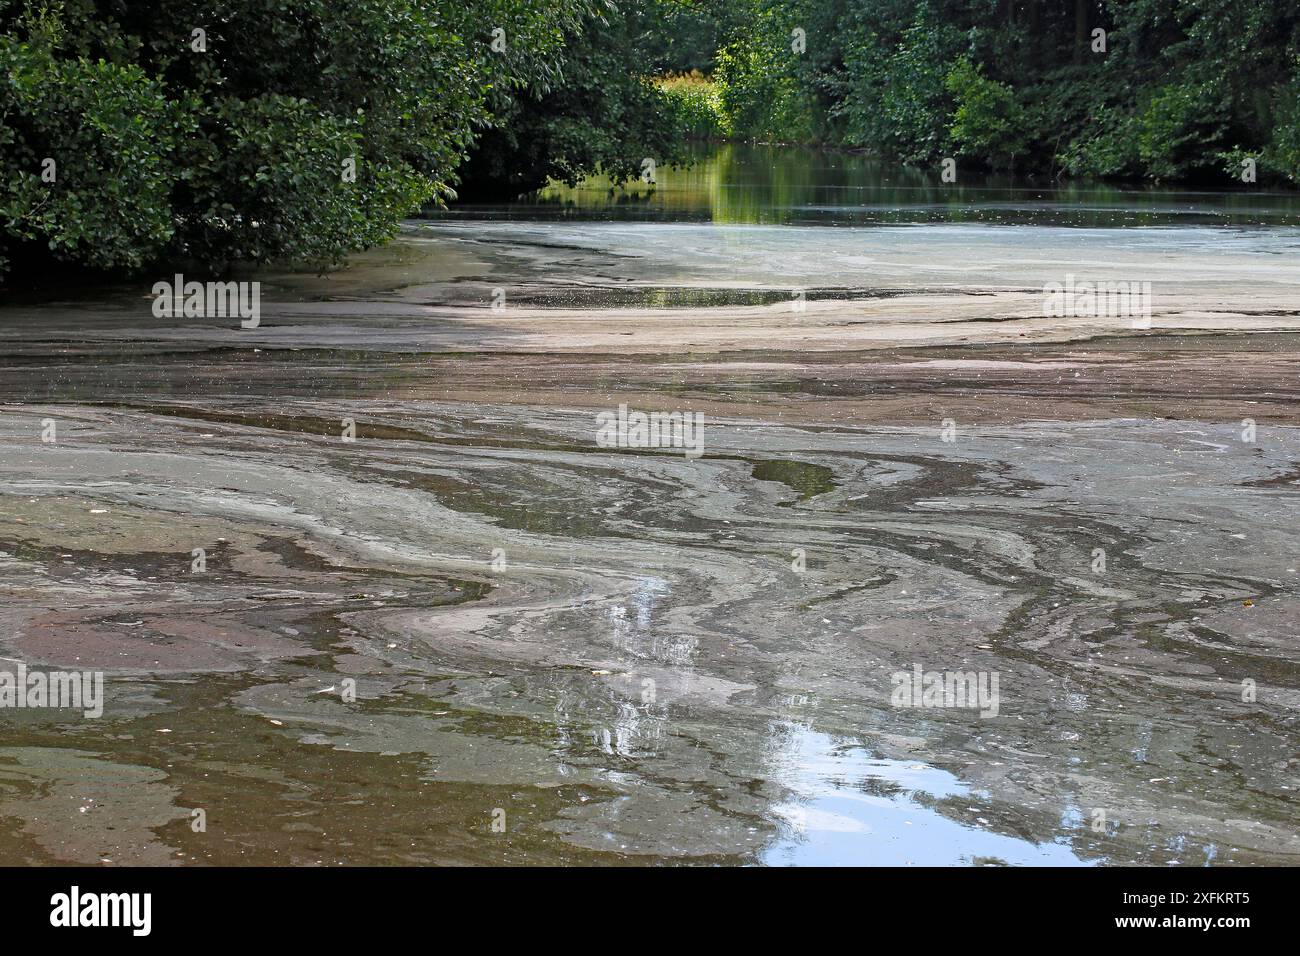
[1,0,588,277]
[457,1,689,198]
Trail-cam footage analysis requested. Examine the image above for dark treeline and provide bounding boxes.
[710,0,1300,184]
[2,1,1297,279]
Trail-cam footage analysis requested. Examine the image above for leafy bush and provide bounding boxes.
[1059,108,1144,179]
[657,73,727,140]
[714,41,802,142]
[456,1,697,198]
[175,94,431,268]
[872,12,962,163]
[713,0,820,144]
[1263,80,1300,184]
[1,0,588,277]
[0,12,187,276]
[1135,81,1230,180]
[944,58,1027,168]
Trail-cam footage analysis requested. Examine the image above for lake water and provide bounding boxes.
[1,145,1298,865]
[443,143,1300,227]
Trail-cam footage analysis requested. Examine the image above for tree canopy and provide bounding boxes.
[711,0,1300,183]
[1,0,593,276]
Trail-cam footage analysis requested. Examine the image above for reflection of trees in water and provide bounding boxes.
[531,144,1300,227]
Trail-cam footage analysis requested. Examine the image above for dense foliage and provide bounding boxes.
[1,0,588,277]
[711,0,1300,184]
[455,2,689,198]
